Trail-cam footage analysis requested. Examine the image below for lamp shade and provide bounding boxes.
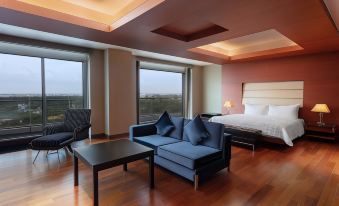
[224,100,234,108]
[311,104,330,113]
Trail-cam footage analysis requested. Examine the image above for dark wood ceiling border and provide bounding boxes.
[152,24,227,42]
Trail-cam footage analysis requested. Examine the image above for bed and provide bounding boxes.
[210,114,305,146]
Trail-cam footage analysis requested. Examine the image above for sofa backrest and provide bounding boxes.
[182,119,224,149]
[168,116,184,140]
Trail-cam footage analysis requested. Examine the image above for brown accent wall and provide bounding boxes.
[222,52,339,125]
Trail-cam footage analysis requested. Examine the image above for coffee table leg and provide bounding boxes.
[93,169,98,206]
[149,154,154,188]
[74,155,78,186]
[123,163,127,171]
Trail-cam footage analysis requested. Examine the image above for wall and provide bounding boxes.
[222,52,339,125]
[202,64,222,113]
[189,66,203,118]
[104,49,137,136]
[89,50,105,135]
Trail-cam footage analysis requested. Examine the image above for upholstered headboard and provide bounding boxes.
[242,81,304,107]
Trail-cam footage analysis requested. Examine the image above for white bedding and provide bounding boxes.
[210,114,305,146]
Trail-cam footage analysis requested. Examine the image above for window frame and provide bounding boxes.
[0,51,88,137]
[136,63,186,124]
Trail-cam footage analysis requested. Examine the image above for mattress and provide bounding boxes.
[210,114,305,146]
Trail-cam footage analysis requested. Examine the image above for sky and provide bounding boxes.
[0,53,82,95]
[139,69,182,95]
[0,53,182,96]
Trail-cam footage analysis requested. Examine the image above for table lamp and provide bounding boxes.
[224,100,234,114]
[311,104,330,126]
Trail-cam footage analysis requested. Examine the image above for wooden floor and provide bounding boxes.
[0,138,338,206]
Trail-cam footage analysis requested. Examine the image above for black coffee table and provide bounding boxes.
[73,139,154,206]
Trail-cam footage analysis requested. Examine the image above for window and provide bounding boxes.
[45,59,84,123]
[138,68,184,123]
[0,53,87,137]
[0,54,42,129]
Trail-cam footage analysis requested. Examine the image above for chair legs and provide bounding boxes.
[33,150,40,164]
[67,145,73,153]
[57,150,61,163]
[32,149,62,164]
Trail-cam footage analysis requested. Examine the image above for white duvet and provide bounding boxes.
[210,114,305,146]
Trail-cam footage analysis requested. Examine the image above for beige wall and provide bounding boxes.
[104,49,137,136]
[189,66,203,117]
[89,50,105,135]
[202,64,222,113]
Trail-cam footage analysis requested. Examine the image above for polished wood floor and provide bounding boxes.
[0,138,338,206]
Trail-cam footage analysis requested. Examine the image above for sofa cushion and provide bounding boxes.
[134,135,181,154]
[155,111,175,136]
[158,141,222,169]
[183,115,210,145]
[168,116,184,140]
[31,132,73,148]
[200,121,224,149]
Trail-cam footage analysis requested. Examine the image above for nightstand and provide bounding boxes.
[200,113,222,121]
[305,122,337,141]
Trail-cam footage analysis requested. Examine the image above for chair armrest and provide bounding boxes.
[74,124,92,133]
[73,124,91,140]
[129,123,157,141]
[43,123,65,135]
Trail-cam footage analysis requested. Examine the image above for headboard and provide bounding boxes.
[242,81,304,107]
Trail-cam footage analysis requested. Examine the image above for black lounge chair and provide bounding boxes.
[30,109,91,164]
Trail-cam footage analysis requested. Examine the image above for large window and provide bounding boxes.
[45,59,84,123]
[0,54,42,129]
[0,53,86,137]
[138,68,184,123]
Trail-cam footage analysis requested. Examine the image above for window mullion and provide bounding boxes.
[41,58,47,127]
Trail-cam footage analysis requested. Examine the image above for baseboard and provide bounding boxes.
[105,133,129,139]
[91,133,129,139]
[91,133,106,138]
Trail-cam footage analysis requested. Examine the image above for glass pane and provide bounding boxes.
[139,69,183,123]
[0,53,42,129]
[45,59,84,123]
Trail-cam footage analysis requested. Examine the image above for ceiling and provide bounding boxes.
[3,0,164,31]
[190,29,303,60]
[0,0,338,64]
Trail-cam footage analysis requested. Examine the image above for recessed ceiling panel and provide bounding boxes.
[189,29,303,60]
[323,0,339,31]
[152,22,227,42]
[1,0,165,32]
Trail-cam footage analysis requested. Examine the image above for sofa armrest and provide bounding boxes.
[223,133,232,163]
[129,123,157,141]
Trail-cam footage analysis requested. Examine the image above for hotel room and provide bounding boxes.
[0,0,338,205]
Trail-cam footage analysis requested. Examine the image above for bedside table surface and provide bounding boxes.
[306,122,336,128]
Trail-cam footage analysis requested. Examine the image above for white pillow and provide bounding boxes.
[268,104,300,120]
[244,104,269,115]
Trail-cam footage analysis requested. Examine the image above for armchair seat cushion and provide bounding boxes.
[134,135,181,154]
[31,132,73,149]
[158,141,222,170]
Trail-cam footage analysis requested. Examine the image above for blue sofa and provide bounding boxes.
[129,116,231,189]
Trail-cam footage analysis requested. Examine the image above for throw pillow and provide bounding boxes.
[184,115,210,145]
[155,111,175,136]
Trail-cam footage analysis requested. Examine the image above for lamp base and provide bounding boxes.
[317,112,325,126]
[316,121,325,126]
